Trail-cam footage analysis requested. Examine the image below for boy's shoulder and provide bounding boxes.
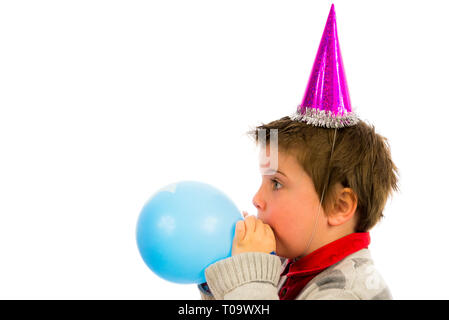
[297,249,393,300]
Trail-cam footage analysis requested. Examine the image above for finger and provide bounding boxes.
[255,218,265,235]
[242,211,248,218]
[264,224,276,253]
[235,220,246,242]
[244,216,256,239]
[264,223,275,238]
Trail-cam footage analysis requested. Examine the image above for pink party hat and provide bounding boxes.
[290,4,359,128]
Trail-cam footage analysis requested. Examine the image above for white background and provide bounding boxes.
[1,0,448,299]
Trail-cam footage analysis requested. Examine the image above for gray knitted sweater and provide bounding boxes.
[198,249,392,300]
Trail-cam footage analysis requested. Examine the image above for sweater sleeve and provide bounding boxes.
[203,252,282,300]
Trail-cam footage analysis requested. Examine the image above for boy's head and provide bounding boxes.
[247,116,399,259]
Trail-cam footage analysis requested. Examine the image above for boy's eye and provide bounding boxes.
[271,179,282,190]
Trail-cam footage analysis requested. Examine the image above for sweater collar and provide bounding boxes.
[281,232,370,277]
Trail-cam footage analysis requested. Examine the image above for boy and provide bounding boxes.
[198,4,399,300]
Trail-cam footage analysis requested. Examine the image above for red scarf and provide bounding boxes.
[278,232,370,300]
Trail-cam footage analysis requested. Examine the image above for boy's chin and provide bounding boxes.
[275,245,305,260]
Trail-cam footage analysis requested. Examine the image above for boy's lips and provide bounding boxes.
[258,215,275,230]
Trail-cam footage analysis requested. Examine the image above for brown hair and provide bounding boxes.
[247,116,399,232]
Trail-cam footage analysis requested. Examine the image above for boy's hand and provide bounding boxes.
[232,211,276,256]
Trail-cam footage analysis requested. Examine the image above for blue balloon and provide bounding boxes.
[136,180,242,284]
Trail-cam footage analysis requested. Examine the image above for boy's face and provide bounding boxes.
[254,146,327,259]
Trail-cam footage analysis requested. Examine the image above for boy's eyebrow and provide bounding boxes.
[260,167,287,178]
[259,161,287,177]
[276,170,287,177]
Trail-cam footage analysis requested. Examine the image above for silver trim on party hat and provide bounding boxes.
[289,106,360,129]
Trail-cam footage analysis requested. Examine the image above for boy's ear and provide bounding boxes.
[327,186,358,227]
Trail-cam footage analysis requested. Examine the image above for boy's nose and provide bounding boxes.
[252,191,266,211]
